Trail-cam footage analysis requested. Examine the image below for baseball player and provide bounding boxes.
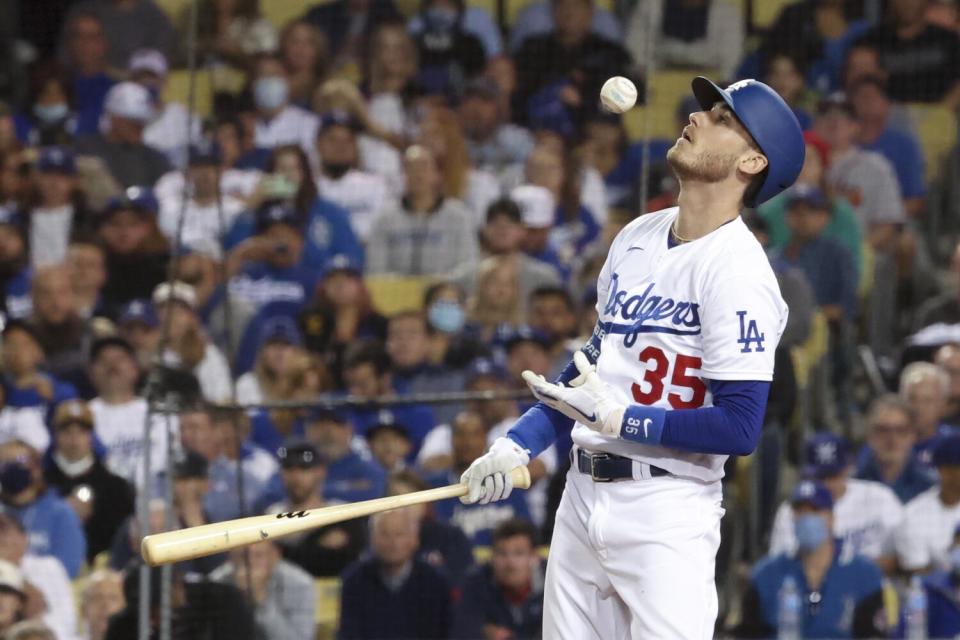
[460,76,804,638]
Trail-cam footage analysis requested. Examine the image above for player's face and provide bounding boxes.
[492,535,536,589]
[666,103,762,184]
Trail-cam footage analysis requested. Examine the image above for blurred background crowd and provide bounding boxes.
[0,0,957,637]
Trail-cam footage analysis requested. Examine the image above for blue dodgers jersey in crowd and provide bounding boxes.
[861,127,927,199]
[325,451,386,504]
[855,445,935,504]
[3,268,33,319]
[228,262,319,312]
[913,571,960,638]
[427,471,531,546]
[750,551,884,639]
[0,489,86,578]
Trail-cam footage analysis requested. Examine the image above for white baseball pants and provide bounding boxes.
[543,465,724,639]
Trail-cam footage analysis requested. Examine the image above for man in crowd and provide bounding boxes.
[211,540,315,640]
[265,440,365,577]
[80,569,125,640]
[0,514,75,639]
[453,518,545,639]
[897,432,960,573]
[339,508,452,639]
[527,285,579,374]
[0,560,28,636]
[0,440,85,578]
[44,399,133,561]
[430,411,531,546]
[736,480,886,637]
[179,406,267,522]
[769,433,902,573]
[60,12,114,135]
[315,110,389,243]
[303,407,385,503]
[366,145,478,277]
[29,264,93,391]
[855,394,934,503]
[900,361,956,467]
[1,320,76,416]
[88,335,174,487]
[75,81,171,187]
[250,54,318,155]
[66,239,107,320]
[459,78,535,175]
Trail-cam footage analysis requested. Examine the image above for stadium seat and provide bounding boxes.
[465,0,614,28]
[155,0,189,22]
[908,102,958,183]
[748,0,791,30]
[314,577,341,639]
[623,70,692,142]
[364,276,436,316]
[262,0,312,30]
[162,69,213,117]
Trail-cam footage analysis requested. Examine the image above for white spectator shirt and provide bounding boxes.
[157,195,244,256]
[29,204,74,267]
[769,478,904,560]
[417,418,557,527]
[235,372,263,405]
[154,168,262,202]
[464,169,502,228]
[317,169,390,241]
[22,553,77,640]
[0,406,49,452]
[253,105,319,159]
[90,397,178,487]
[161,344,233,403]
[144,102,202,168]
[895,486,960,571]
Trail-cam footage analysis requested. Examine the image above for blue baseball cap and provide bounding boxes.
[258,315,302,348]
[104,186,159,217]
[933,433,960,467]
[37,146,76,175]
[791,479,834,511]
[305,406,351,424]
[255,201,302,234]
[465,357,509,385]
[188,140,222,166]
[498,324,552,351]
[119,299,159,328]
[320,253,361,279]
[803,433,850,478]
[366,409,411,442]
[318,110,361,134]
[786,184,829,211]
[0,207,21,228]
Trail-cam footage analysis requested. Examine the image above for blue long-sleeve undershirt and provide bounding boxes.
[506,334,771,458]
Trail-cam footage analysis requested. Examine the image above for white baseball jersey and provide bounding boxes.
[769,478,904,559]
[895,486,960,571]
[576,208,788,481]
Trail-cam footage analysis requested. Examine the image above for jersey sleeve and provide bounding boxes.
[699,270,788,381]
[768,501,796,556]
[894,504,931,571]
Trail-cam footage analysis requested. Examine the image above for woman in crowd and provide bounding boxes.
[24,147,93,268]
[423,281,486,368]
[416,105,500,226]
[248,349,329,452]
[14,64,77,148]
[468,255,523,343]
[190,0,277,67]
[279,20,330,109]
[235,317,304,404]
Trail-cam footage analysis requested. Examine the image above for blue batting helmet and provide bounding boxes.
[691,77,805,207]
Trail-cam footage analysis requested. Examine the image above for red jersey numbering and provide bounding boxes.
[631,346,707,409]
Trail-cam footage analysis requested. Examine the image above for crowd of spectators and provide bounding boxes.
[0,0,958,637]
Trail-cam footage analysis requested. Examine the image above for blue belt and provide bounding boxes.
[571,448,670,482]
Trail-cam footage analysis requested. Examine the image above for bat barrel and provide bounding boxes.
[141,466,530,566]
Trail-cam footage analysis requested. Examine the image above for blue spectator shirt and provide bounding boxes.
[205,455,268,523]
[509,1,622,51]
[325,450,386,503]
[248,409,305,455]
[776,236,858,320]
[861,127,927,199]
[72,73,115,136]
[748,550,884,639]
[227,262,319,314]
[915,571,960,639]
[602,139,673,206]
[3,268,33,319]
[0,489,87,578]
[452,562,544,639]
[409,6,503,58]
[427,471,531,546]
[854,445,935,503]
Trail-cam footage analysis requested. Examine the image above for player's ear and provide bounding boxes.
[738,149,768,179]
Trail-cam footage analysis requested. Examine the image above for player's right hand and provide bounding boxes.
[460,437,530,505]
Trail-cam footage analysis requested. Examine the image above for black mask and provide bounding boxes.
[323,163,352,180]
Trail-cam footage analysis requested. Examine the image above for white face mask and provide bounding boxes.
[254,76,289,112]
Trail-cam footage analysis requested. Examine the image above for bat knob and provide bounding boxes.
[510,466,532,490]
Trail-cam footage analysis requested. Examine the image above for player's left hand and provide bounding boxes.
[522,352,625,436]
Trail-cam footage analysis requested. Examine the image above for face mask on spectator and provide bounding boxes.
[254,77,288,112]
[428,300,465,334]
[794,513,829,551]
[34,103,69,125]
[0,460,32,495]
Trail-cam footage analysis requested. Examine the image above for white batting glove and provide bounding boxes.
[459,437,530,505]
[522,351,625,437]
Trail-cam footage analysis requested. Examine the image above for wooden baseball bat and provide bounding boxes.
[141,466,531,566]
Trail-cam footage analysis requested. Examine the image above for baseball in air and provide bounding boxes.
[600,76,637,114]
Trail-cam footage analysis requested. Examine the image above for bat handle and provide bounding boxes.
[509,465,532,490]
